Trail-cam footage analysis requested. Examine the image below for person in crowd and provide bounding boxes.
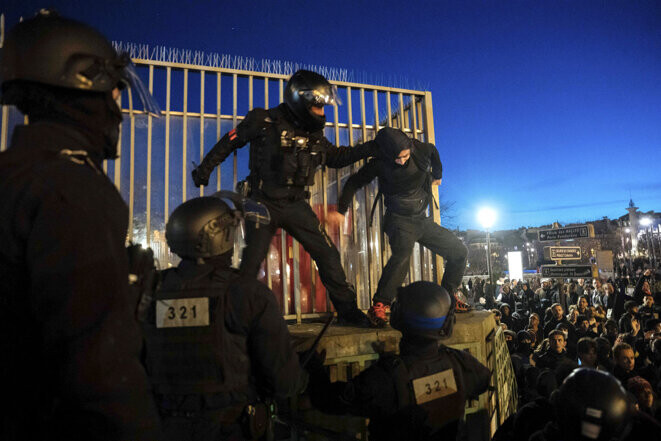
[613,342,639,385]
[639,294,657,326]
[634,269,654,305]
[505,330,518,354]
[536,330,573,370]
[500,303,515,331]
[576,315,599,339]
[142,194,308,441]
[543,303,568,337]
[619,301,640,334]
[568,282,578,306]
[602,319,620,346]
[566,305,579,326]
[591,278,604,307]
[492,308,502,326]
[304,282,490,441]
[576,294,590,316]
[626,376,659,420]
[576,278,586,298]
[0,11,163,440]
[528,313,543,348]
[596,337,616,372]
[192,69,375,327]
[577,337,598,369]
[521,282,536,310]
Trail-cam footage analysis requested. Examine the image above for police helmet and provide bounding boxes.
[553,368,631,440]
[284,70,340,132]
[166,196,240,259]
[0,9,159,115]
[390,282,455,340]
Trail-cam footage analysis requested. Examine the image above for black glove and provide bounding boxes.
[192,166,209,187]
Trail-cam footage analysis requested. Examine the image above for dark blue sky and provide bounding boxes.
[4,0,661,230]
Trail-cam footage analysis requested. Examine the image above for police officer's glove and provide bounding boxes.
[192,166,209,187]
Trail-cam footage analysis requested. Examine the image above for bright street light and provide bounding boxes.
[641,217,652,227]
[478,207,497,229]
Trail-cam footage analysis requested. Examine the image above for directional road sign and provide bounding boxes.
[545,246,582,261]
[541,265,595,278]
[538,225,594,241]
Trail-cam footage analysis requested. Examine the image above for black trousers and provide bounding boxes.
[240,196,356,308]
[373,213,468,305]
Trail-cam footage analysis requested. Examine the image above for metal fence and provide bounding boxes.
[0,54,441,322]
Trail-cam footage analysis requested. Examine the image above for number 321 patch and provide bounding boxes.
[156,298,210,328]
[412,369,457,405]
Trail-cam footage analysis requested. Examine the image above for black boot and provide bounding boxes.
[335,302,372,327]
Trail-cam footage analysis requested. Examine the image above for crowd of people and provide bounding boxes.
[459,272,661,439]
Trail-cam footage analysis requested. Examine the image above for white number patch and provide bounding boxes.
[156,298,210,328]
[412,369,457,405]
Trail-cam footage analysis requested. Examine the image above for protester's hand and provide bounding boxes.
[632,318,641,336]
[192,167,209,187]
[645,330,655,340]
[432,179,442,186]
[327,211,345,228]
[645,269,652,277]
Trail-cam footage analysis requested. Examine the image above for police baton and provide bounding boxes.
[300,313,334,368]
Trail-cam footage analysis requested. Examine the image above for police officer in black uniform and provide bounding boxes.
[0,10,162,440]
[142,194,308,441]
[191,70,374,326]
[304,281,490,440]
[328,127,469,326]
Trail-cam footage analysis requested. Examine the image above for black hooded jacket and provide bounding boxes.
[337,128,442,216]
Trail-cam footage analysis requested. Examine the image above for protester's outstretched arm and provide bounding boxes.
[337,160,379,215]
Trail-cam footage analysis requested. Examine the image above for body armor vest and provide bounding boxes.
[249,106,326,194]
[374,346,467,439]
[142,266,251,396]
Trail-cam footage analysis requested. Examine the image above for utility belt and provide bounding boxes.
[244,177,310,202]
[158,397,270,439]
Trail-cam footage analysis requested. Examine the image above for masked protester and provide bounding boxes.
[304,282,490,440]
[142,193,307,441]
[0,10,162,440]
[328,127,469,327]
[192,70,374,327]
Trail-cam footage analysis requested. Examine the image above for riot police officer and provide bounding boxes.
[328,127,469,326]
[0,10,162,440]
[142,194,308,441]
[304,281,490,440]
[191,70,374,326]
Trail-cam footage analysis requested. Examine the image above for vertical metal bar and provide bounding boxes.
[199,71,205,197]
[128,89,136,242]
[293,238,302,324]
[359,88,374,298]
[264,77,269,109]
[398,93,405,132]
[232,73,238,189]
[146,65,154,245]
[164,67,171,225]
[216,73,222,191]
[423,91,442,283]
[346,87,362,307]
[248,75,253,111]
[264,78,272,290]
[1,105,9,152]
[373,91,386,272]
[410,95,418,141]
[182,68,189,202]
[386,91,392,128]
[278,78,290,316]
[115,94,122,190]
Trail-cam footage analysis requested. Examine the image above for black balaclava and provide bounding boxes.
[4,81,122,161]
[375,127,414,164]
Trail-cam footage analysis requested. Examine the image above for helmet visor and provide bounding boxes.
[118,54,162,117]
[298,84,342,107]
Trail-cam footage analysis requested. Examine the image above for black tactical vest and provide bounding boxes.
[372,346,468,439]
[142,266,251,397]
[248,105,326,196]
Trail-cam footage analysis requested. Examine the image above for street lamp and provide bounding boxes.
[641,217,656,267]
[478,208,497,286]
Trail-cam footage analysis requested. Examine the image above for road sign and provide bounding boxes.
[541,265,595,278]
[538,225,594,241]
[544,246,582,261]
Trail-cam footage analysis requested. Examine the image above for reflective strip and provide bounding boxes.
[403,312,447,330]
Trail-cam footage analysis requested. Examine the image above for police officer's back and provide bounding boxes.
[142,194,308,441]
[0,11,161,440]
[305,282,490,440]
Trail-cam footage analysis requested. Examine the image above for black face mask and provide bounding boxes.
[517,344,532,356]
[506,340,516,354]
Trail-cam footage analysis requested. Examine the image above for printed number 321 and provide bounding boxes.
[167,305,197,320]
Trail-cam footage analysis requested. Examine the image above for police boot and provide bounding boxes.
[335,302,372,328]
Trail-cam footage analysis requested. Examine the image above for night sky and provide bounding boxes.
[3,0,661,230]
